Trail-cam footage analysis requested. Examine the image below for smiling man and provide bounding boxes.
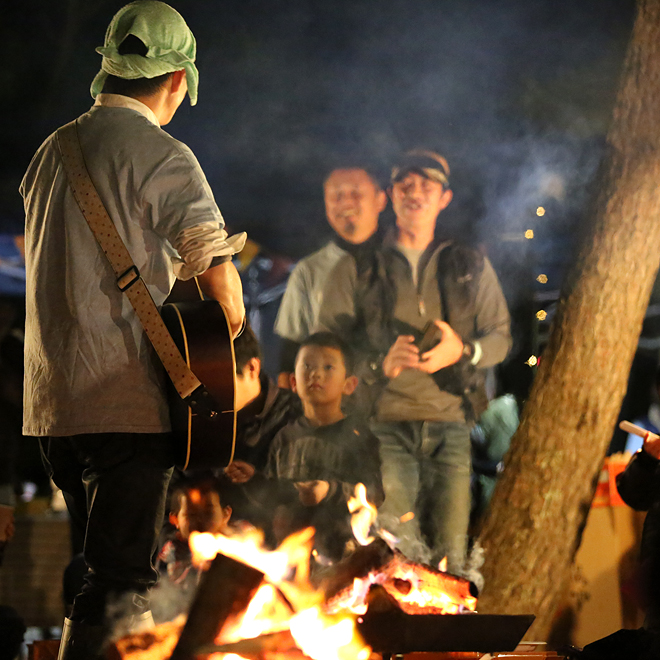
[274,166,386,386]
[317,149,511,576]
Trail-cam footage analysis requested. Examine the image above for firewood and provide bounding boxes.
[363,584,402,613]
[195,629,297,656]
[107,619,184,660]
[320,538,394,600]
[380,552,478,614]
[169,553,264,660]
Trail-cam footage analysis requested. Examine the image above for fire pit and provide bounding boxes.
[107,485,540,659]
[108,530,534,660]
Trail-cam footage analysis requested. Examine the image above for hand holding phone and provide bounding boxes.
[417,321,444,353]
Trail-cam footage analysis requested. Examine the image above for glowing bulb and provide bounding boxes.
[524,229,534,239]
[526,355,538,367]
[537,274,548,284]
[536,206,546,216]
[536,310,547,321]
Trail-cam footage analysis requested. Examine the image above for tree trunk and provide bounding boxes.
[478,0,660,639]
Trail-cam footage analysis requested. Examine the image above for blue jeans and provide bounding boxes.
[371,421,471,574]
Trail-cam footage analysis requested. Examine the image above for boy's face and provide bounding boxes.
[171,489,232,540]
[291,345,357,406]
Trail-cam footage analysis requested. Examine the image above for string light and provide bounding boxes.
[524,229,534,239]
[526,355,538,367]
[536,207,546,217]
[537,274,548,284]
[536,310,547,321]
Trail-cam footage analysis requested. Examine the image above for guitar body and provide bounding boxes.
[161,296,236,470]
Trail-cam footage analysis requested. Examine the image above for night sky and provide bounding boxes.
[0,0,636,264]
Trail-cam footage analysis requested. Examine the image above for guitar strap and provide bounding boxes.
[55,119,204,404]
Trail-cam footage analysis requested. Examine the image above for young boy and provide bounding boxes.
[266,332,383,560]
[156,476,232,618]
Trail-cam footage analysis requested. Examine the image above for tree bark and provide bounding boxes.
[478,0,660,639]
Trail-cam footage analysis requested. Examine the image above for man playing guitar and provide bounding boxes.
[21,3,244,657]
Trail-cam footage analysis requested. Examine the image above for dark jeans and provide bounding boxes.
[371,421,471,574]
[39,433,174,625]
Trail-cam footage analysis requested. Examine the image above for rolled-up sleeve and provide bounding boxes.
[171,222,246,280]
[143,142,246,280]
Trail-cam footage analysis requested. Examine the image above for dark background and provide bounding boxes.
[1,0,651,423]
[1,0,635,258]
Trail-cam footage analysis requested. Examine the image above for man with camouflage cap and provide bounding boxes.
[21,3,245,657]
[318,150,511,578]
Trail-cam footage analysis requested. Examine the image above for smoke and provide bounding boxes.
[149,578,197,626]
[164,0,635,264]
[377,512,433,566]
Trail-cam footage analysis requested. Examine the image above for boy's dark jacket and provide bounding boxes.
[266,414,384,506]
[234,374,301,471]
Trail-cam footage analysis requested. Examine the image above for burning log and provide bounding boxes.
[108,523,526,660]
[324,539,477,616]
[321,538,395,599]
[170,552,264,660]
[195,629,298,657]
[107,619,185,660]
[378,552,478,615]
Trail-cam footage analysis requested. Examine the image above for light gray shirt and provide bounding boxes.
[21,96,242,436]
[274,240,347,344]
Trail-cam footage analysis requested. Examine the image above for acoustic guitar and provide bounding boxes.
[161,278,237,470]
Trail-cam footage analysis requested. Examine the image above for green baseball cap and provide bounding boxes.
[90,1,199,106]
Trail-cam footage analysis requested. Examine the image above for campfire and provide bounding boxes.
[108,485,529,660]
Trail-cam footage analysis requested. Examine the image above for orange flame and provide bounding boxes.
[116,492,479,660]
[191,525,372,660]
[347,483,377,546]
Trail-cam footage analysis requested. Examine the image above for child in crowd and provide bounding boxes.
[218,325,301,543]
[266,332,383,561]
[155,476,232,618]
[228,324,301,477]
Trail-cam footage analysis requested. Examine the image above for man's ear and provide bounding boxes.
[289,373,298,393]
[169,69,187,93]
[376,189,387,213]
[343,375,359,396]
[247,357,261,380]
[439,188,453,211]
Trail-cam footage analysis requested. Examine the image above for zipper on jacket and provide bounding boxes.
[395,246,427,319]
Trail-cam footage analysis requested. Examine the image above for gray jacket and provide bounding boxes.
[317,238,511,423]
